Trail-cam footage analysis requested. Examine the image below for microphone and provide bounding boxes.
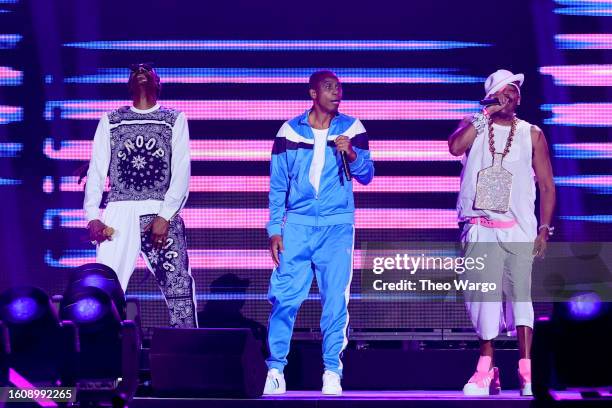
[340,152,352,181]
[479,97,500,106]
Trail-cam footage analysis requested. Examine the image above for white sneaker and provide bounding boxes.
[463,356,501,396]
[263,368,286,395]
[518,358,533,397]
[322,370,342,396]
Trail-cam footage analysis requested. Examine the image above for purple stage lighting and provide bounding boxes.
[0,287,51,324]
[64,263,126,319]
[60,285,122,329]
[73,297,104,323]
[7,296,37,322]
[568,292,602,320]
[82,274,110,288]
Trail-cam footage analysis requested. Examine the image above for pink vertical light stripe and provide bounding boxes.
[150,76,451,84]
[42,176,54,193]
[561,142,612,152]
[545,103,612,126]
[0,66,22,80]
[557,34,612,49]
[58,175,459,193]
[44,139,459,162]
[52,208,458,229]
[65,39,486,51]
[540,64,612,86]
[0,105,21,114]
[53,249,368,269]
[557,175,612,186]
[46,100,476,120]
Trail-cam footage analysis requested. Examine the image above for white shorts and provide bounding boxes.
[461,223,534,340]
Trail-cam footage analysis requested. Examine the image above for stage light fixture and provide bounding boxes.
[0,286,77,386]
[533,294,612,402]
[60,281,140,407]
[66,263,126,319]
[567,292,602,320]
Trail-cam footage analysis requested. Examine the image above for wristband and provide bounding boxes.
[470,112,487,133]
[538,224,555,236]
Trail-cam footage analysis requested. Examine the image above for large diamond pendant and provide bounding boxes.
[474,153,513,212]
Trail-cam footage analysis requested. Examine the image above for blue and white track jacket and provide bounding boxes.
[267,110,374,237]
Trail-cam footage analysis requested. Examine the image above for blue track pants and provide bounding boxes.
[266,223,354,377]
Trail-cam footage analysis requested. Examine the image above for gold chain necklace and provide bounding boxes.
[487,116,517,158]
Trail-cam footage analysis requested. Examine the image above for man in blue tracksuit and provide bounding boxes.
[263,70,374,396]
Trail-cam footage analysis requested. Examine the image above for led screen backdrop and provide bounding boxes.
[1,0,611,336]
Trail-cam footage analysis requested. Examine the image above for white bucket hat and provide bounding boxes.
[484,69,524,97]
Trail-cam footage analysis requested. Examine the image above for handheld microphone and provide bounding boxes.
[479,97,500,106]
[340,152,352,181]
[103,226,115,239]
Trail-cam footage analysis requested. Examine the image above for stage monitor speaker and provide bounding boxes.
[150,328,266,398]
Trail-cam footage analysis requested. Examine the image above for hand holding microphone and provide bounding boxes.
[103,226,115,239]
[479,93,509,115]
[87,219,115,245]
[334,135,356,181]
[479,97,499,106]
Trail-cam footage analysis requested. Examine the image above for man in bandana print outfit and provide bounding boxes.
[84,63,197,328]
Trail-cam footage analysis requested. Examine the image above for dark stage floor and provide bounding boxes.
[132,390,533,408]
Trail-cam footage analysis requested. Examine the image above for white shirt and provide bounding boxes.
[309,128,328,194]
[457,119,537,241]
[83,104,191,222]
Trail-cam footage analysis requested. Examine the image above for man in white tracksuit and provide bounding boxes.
[84,63,197,328]
[448,69,556,396]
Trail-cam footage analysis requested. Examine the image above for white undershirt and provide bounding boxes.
[309,128,328,194]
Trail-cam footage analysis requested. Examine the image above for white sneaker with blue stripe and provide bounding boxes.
[263,368,286,395]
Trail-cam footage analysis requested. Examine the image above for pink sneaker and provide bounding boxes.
[518,358,532,396]
[463,356,501,396]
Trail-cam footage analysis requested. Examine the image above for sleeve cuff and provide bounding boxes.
[85,209,100,223]
[348,152,365,172]
[267,223,282,237]
[157,207,176,221]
